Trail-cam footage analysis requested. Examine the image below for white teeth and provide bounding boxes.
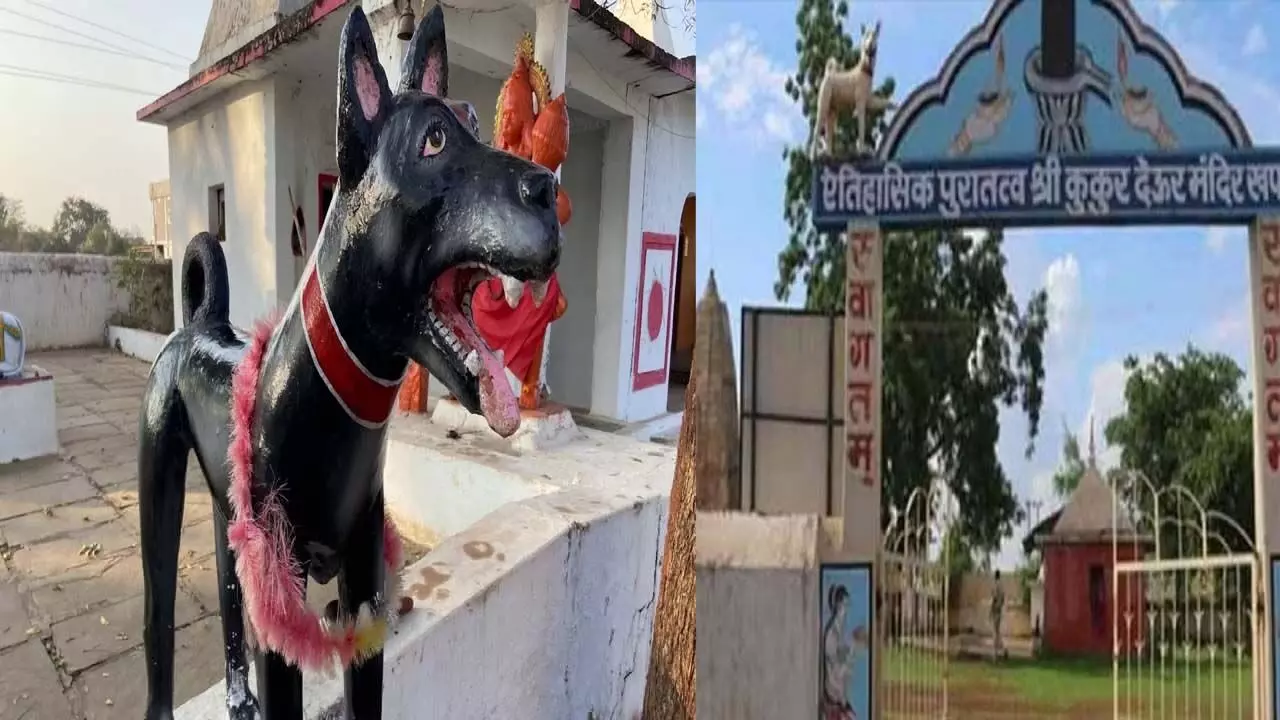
[530,280,549,307]
[463,349,481,375]
[501,275,524,308]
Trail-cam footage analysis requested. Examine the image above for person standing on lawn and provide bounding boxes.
[991,570,1006,658]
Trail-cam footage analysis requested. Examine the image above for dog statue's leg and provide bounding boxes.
[212,508,261,720]
[339,491,388,719]
[253,640,304,717]
[250,543,306,720]
[139,378,189,720]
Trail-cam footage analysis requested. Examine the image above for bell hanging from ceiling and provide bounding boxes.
[396,3,417,41]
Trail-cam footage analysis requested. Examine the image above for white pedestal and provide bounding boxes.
[0,366,57,463]
[430,399,581,453]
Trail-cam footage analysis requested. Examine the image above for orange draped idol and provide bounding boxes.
[468,33,571,411]
[470,275,567,408]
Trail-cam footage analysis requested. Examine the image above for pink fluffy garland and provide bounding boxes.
[226,314,405,672]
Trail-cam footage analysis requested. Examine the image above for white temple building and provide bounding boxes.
[137,0,696,424]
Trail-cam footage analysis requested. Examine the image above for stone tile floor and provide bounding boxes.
[0,349,428,719]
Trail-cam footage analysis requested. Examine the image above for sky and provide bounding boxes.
[694,0,1276,569]
[0,0,206,234]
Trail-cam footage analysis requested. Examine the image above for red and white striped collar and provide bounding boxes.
[299,266,405,429]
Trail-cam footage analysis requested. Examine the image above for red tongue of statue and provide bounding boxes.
[476,339,520,437]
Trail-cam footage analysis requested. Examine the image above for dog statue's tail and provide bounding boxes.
[181,232,231,325]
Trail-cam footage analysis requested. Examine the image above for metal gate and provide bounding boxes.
[1111,471,1260,720]
[880,482,952,719]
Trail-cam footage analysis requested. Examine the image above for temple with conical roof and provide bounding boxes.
[1022,420,1150,657]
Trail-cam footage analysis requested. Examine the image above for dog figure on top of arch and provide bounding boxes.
[137,7,561,719]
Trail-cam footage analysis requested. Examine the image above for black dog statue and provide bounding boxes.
[138,7,561,719]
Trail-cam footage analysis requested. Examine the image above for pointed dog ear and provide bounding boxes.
[400,4,449,97]
[336,7,391,186]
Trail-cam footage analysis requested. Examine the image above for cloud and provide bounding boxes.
[1205,226,1236,254]
[1043,254,1083,350]
[698,25,800,145]
[1079,359,1133,471]
[1244,24,1268,57]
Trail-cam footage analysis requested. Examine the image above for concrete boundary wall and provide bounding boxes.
[697,512,824,719]
[0,253,130,350]
[176,481,671,719]
[107,325,170,365]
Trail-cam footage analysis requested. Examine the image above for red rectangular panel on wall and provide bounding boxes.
[318,173,338,230]
[632,232,678,391]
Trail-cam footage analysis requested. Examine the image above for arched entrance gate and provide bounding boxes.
[813,0,1279,718]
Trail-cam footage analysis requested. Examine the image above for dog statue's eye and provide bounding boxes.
[423,127,446,157]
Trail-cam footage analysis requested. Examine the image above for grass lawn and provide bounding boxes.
[880,647,1254,719]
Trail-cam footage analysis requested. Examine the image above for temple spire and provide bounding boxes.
[1088,414,1097,467]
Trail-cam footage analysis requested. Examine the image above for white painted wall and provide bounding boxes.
[0,374,57,463]
[592,90,696,423]
[0,253,130,350]
[626,90,695,420]
[272,72,338,303]
[548,127,604,410]
[107,325,171,364]
[383,411,672,547]
[697,512,823,719]
[591,115,644,422]
[176,469,672,720]
[166,78,280,331]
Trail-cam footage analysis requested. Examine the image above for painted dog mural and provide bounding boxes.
[137,7,561,719]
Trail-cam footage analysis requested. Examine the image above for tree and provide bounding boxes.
[83,220,118,255]
[0,194,24,251]
[777,0,1048,554]
[1013,551,1042,609]
[1104,347,1253,550]
[1051,422,1087,499]
[941,525,974,608]
[941,525,974,578]
[83,220,142,256]
[51,197,111,253]
[641,374,696,719]
[16,227,58,253]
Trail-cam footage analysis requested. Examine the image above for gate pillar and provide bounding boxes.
[1250,216,1280,719]
[842,222,884,559]
[820,220,885,720]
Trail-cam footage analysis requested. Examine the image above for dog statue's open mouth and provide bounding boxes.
[427,263,547,437]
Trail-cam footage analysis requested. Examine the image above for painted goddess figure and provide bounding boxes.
[821,584,868,720]
[0,311,26,379]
